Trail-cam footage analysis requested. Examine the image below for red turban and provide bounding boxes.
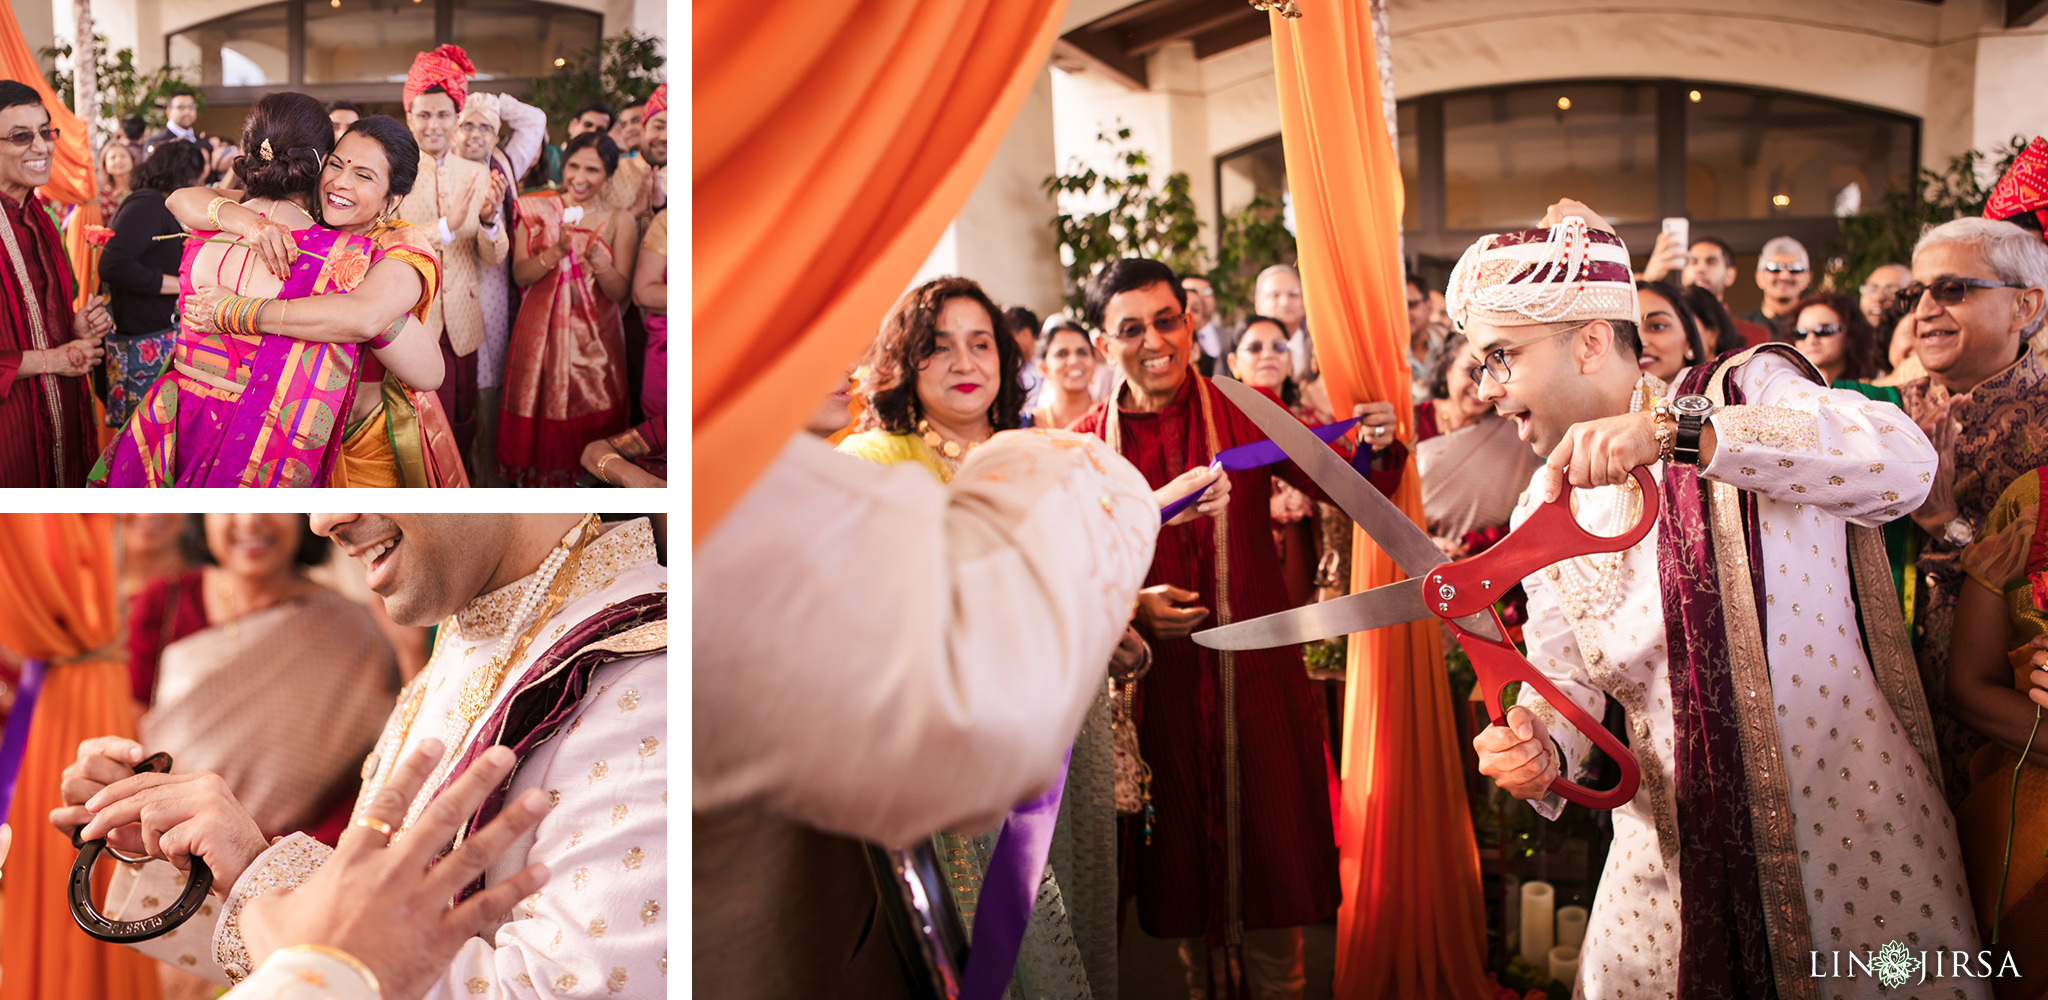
[644,83,667,121]
[403,44,475,112]
[1983,136,2048,236]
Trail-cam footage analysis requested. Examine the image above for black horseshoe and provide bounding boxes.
[68,751,215,943]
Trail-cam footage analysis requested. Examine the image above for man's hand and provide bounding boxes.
[1640,230,1687,282]
[73,294,112,340]
[1432,535,1469,560]
[1352,400,1397,448]
[1157,464,1231,527]
[1540,199,1615,235]
[1909,394,1964,535]
[1540,411,1658,502]
[1134,584,1210,640]
[61,736,270,894]
[479,171,508,225]
[241,740,552,1000]
[1473,704,1559,801]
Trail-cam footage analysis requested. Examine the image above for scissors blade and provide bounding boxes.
[1194,579,1431,649]
[1209,377,1446,579]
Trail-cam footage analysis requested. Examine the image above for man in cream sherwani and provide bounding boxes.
[58,514,667,998]
[1466,200,1987,1000]
[397,45,509,477]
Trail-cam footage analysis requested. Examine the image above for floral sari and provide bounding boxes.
[497,190,629,487]
[92,226,378,487]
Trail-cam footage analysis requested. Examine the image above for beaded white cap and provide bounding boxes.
[1445,216,1642,331]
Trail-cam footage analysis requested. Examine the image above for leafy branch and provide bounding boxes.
[1044,127,1206,314]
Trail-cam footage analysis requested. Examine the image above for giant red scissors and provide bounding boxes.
[1194,377,1649,809]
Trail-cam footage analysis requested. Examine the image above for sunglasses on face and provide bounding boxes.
[1,127,59,147]
[1894,277,2031,309]
[1106,312,1186,342]
[1762,262,1808,275]
[1238,341,1287,355]
[1791,325,1841,340]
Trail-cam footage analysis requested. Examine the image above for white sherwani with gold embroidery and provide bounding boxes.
[1511,355,1984,1000]
[107,518,668,999]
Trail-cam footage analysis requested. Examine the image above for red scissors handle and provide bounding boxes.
[1433,466,1659,810]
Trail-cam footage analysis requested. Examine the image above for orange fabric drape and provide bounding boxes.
[693,0,1068,542]
[0,514,161,1000]
[0,0,101,313]
[1270,9,1493,999]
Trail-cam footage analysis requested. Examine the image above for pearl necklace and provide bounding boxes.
[365,514,601,836]
[1547,374,1657,622]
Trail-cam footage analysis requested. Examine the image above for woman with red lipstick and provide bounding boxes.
[498,131,639,486]
[837,276,1023,480]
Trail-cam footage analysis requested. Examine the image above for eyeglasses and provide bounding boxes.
[458,123,494,134]
[1895,277,2031,309]
[1105,311,1186,342]
[1859,281,1906,296]
[1791,324,1841,340]
[1762,262,1808,275]
[1238,340,1287,355]
[0,127,59,147]
[1466,322,1592,389]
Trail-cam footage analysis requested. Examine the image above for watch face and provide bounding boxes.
[1672,394,1714,416]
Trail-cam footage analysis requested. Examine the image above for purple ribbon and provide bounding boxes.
[0,659,48,827]
[960,749,1072,1000]
[1157,416,1369,523]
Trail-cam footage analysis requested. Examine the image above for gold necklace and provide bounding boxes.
[917,417,989,462]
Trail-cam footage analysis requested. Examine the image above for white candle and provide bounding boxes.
[1548,945,1579,987]
[1520,880,1554,967]
[1556,905,1588,949]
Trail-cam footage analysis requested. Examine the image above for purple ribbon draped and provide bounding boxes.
[0,658,48,827]
[1158,416,1368,523]
[960,749,1072,1000]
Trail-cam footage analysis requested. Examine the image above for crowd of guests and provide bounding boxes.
[0,44,667,487]
[754,130,2048,994]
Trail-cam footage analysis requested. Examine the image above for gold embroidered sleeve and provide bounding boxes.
[212,833,335,984]
[1710,404,1820,455]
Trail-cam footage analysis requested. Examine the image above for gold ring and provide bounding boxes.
[350,816,394,842]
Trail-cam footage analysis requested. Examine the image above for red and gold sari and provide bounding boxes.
[497,190,629,487]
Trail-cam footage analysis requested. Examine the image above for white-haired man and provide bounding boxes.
[1741,235,1812,338]
[1893,215,2048,802]
[1465,200,1983,999]
[57,514,667,998]
[1253,263,1315,381]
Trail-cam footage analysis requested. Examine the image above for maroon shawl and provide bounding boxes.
[0,189,95,486]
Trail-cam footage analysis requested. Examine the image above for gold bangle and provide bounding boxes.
[274,945,383,998]
[596,452,622,484]
[205,196,233,232]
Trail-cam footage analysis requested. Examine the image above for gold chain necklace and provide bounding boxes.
[917,417,989,463]
[366,515,601,834]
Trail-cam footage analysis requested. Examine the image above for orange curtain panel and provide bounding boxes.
[693,0,1068,542]
[0,513,161,1000]
[1269,8,1494,998]
[0,0,99,313]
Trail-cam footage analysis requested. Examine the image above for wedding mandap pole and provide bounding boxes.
[1266,3,1493,996]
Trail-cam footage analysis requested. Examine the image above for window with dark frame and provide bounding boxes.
[1215,78,1920,274]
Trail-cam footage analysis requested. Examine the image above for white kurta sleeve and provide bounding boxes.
[102,858,231,981]
[1699,352,1937,526]
[219,947,379,1000]
[694,430,1160,848]
[496,95,548,181]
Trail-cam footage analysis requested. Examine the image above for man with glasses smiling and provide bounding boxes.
[1890,213,2048,804]
[0,80,110,487]
[1071,257,1399,998]
[1741,235,1813,339]
[1461,200,1978,1000]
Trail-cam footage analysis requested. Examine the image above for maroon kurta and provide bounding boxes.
[1075,374,1342,941]
[0,189,95,486]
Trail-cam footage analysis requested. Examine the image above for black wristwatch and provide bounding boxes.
[1671,395,1714,467]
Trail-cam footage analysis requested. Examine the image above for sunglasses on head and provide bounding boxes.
[1790,324,1840,340]
[1,127,59,147]
[1894,276,2031,308]
[1762,262,1808,275]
